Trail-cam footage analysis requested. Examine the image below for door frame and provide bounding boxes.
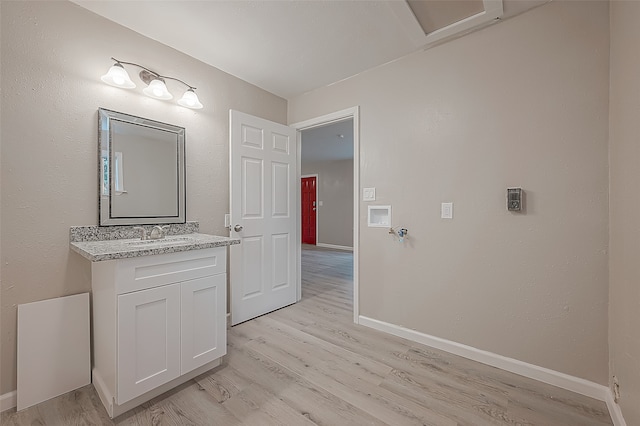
[300,174,319,246]
[291,106,360,324]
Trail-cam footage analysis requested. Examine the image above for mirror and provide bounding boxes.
[98,108,185,226]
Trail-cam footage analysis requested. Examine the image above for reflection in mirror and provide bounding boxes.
[98,108,185,226]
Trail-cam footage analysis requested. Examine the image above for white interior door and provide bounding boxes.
[230,110,298,325]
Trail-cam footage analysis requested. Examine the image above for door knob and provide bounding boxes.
[234,224,243,232]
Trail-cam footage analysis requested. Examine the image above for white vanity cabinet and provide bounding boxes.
[91,247,227,418]
[116,282,181,404]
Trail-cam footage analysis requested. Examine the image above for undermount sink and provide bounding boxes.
[126,236,198,249]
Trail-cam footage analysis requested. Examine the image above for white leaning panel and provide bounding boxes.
[17,293,90,411]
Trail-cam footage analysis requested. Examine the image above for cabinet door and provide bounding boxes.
[117,283,180,404]
[181,274,227,374]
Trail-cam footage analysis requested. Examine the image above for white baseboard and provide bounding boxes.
[358,315,627,426]
[605,392,628,426]
[1,390,17,412]
[316,243,353,251]
[91,369,113,418]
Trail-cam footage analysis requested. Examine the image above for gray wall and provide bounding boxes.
[302,160,354,248]
[609,1,640,423]
[289,0,610,384]
[0,0,287,395]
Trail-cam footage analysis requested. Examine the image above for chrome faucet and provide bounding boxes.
[149,225,170,240]
[132,227,148,241]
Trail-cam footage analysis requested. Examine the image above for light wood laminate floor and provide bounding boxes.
[2,245,613,425]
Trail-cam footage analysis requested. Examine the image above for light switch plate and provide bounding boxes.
[441,202,453,219]
[363,187,376,202]
[224,214,230,228]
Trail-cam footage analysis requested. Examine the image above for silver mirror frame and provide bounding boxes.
[98,108,186,226]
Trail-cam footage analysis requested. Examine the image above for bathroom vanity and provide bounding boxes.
[68,109,242,417]
[70,225,239,418]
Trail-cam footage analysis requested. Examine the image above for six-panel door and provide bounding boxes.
[180,274,227,374]
[117,283,181,404]
[229,110,298,325]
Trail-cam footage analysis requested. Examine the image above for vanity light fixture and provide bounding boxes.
[101,57,204,109]
[177,89,204,109]
[101,62,136,89]
[143,79,172,100]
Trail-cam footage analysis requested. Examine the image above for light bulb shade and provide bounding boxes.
[101,63,136,89]
[177,89,203,109]
[143,79,172,100]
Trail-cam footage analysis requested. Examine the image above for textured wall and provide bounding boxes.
[0,1,286,395]
[289,0,610,384]
[301,160,354,248]
[609,1,640,423]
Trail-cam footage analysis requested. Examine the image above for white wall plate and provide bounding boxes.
[363,187,376,201]
[368,205,391,227]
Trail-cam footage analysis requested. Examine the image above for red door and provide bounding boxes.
[301,177,316,245]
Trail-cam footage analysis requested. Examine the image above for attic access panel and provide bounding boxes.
[407,0,486,33]
[402,0,504,46]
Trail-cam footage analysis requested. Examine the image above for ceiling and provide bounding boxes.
[301,120,354,163]
[73,0,547,100]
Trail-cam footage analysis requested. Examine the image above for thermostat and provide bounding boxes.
[507,188,522,212]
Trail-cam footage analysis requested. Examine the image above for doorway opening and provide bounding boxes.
[292,107,360,323]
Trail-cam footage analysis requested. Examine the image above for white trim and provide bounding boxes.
[291,107,356,130]
[295,132,303,302]
[358,315,625,425]
[291,106,360,324]
[0,390,17,412]
[605,393,628,426]
[92,369,113,417]
[353,106,360,325]
[316,243,353,252]
[301,174,319,245]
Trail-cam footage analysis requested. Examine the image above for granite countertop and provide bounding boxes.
[70,233,240,262]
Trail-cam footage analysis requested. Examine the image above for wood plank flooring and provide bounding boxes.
[2,244,613,425]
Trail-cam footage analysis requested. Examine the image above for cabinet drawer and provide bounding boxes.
[115,247,226,295]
